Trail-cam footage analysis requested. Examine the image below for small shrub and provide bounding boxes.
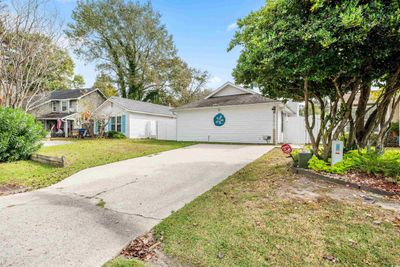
[308,149,400,182]
[107,130,126,139]
[308,155,350,174]
[0,107,47,162]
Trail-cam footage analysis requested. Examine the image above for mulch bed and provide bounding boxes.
[0,184,29,196]
[120,232,160,261]
[293,167,400,198]
[322,171,400,196]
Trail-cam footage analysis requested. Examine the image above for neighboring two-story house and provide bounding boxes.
[29,89,106,137]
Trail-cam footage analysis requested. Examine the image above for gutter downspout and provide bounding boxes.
[272,106,277,145]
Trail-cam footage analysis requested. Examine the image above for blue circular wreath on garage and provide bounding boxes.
[213,113,226,127]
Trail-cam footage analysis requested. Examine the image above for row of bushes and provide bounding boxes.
[301,149,400,182]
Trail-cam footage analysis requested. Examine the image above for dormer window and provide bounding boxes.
[61,101,68,112]
[51,101,57,112]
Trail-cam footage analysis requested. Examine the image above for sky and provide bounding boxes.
[52,0,265,89]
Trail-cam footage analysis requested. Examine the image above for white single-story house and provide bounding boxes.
[94,97,176,140]
[174,82,296,144]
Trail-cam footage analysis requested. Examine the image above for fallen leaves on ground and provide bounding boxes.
[120,233,160,261]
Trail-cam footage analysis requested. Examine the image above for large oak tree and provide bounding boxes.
[230,0,400,160]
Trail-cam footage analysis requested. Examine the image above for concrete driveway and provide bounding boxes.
[0,144,272,267]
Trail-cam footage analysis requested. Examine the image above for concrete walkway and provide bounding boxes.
[0,144,272,267]
[41,140,73,147]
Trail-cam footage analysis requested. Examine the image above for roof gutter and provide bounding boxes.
[174,101,282,112]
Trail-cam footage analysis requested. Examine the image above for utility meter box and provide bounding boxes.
[331,140,343,165]
[298,152,313,168]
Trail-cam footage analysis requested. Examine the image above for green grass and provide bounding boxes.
[102,257,147,267]
[96,198,106,208]
[0,139,193,189]
[154,149,400,267]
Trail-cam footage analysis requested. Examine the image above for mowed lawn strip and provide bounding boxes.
[103,257,147,267]
[0,139,193,188]
[154,149,400,266]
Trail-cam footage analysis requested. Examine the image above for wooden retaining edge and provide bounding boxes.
[31,154,66,167]
[291,167,396,197]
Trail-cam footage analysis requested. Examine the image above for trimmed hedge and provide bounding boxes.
[107,130,126,139]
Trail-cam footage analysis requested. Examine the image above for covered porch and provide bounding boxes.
[38,113,77,138]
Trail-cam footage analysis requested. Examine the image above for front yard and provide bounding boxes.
[0,139,192,190]
[153,149,400,266]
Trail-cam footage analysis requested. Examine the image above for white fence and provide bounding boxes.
[284,116,320,144]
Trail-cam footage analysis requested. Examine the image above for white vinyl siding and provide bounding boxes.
[212,84,249,97]
[94,100,176,140]
[176,104,275,144]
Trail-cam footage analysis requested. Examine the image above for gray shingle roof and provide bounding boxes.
[110,97,175,117]
[37,112,76,119]
[49,88,97,100]
[177,93,277,109]
[29,88,101,109]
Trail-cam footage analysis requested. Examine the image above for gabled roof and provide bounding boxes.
[175,82,278,110]
[107,97,175,117]
[204,82,256,99]
[176,93,278,110]
[29,88,106,110]
[48,88,99,100]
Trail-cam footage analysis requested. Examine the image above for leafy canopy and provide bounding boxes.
[66,0,177,102]
[93,73,118,97]
[229,0,400,100]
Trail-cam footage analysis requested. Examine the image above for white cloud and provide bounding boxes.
[208,76,223,88]
[210,76,222,84]
[227,22,238,32]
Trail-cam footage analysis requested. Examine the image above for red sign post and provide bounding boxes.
[281,143,292,154]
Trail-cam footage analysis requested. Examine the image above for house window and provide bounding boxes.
[116,116,122,132]
[281,112,284,133]
[110,117,116,130]
[109,116,122,132]
[51,101,57,112]
[61,101,68,112]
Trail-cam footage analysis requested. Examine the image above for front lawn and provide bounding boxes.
[0,139,193,189]
[154,149,400,266]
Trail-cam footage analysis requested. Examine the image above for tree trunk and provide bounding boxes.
[303,78,319,157]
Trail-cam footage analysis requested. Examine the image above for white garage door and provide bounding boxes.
[129,119,156,138]
[157,120,176,140]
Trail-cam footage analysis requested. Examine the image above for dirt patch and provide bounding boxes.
[277,176,400,214]
[0,184,29,196]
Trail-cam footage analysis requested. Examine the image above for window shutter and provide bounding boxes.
[94,121,98,135]
[108,118,112,132]
[121,114,126,135]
